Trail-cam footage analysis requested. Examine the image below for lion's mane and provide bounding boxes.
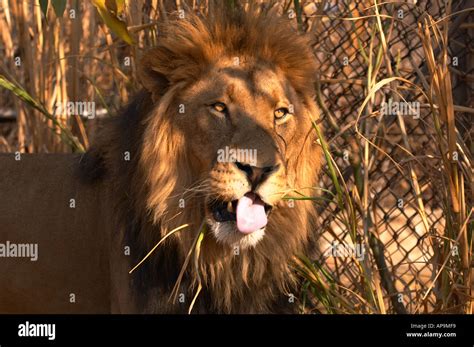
[80,3,322,313]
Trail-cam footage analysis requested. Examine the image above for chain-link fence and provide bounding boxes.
[302,0,472,313]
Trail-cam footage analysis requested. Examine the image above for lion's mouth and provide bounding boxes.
[208,192,272,234]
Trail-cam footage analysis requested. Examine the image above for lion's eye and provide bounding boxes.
[211,102,227,113]
[274,107,291,124]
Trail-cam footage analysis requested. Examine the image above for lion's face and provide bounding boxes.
[170,59,315,249]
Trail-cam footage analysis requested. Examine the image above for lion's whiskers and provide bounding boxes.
[167,178,212,201]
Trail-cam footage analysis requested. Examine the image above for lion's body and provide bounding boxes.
[0,154,112,313]
[0,4,323,314]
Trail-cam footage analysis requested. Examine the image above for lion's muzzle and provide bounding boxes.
[207,153,285,247]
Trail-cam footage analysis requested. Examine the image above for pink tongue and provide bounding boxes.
[236,193,268,234]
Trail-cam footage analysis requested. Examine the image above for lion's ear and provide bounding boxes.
[138,48,171,100]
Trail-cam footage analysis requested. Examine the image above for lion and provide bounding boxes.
[0,4,322,314]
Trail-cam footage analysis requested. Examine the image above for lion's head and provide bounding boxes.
[83,4,322,313]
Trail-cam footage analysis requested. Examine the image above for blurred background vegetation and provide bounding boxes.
[0,0,472,314]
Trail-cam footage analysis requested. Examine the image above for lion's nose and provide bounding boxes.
[235,162,280,189]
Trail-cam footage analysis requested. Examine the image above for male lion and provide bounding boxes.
[0,4,322,313]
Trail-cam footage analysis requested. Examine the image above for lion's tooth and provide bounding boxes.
[227,201,233,213]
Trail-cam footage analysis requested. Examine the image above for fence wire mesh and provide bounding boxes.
[304,0,472,313]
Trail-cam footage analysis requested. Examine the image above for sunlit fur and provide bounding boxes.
[83,3,322,313]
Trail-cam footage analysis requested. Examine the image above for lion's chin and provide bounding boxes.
[206,218,266,249]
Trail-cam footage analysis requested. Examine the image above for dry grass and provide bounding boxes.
[0,0,472,314]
